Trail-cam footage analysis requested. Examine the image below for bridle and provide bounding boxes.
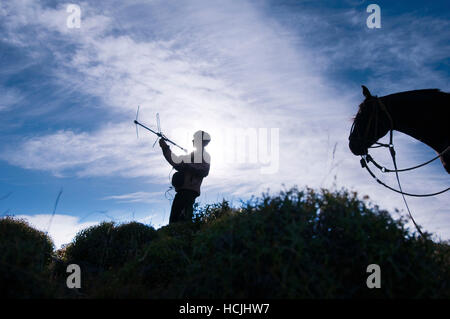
[350,96,450,236]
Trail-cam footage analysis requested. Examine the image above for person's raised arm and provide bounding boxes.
[159,138,188,170]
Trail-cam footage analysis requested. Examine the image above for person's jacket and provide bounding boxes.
[161,145,210,196]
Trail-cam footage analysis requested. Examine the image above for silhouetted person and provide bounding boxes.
[159,130,211,224]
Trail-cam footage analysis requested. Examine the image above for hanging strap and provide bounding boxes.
[390,148,424,237]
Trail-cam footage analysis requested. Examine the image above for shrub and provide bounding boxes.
[180,188,450,298]
[2,187,449,298]
[64,221,157,271]
[87,188,450,298]
[90,221,200,298]
[0,217,55,298]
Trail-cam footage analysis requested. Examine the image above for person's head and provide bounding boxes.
[192,130,211,149]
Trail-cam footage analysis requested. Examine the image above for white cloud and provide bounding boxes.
[102,191,165,203]
[14,214,98,249]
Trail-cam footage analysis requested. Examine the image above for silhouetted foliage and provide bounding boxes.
[64,221,157,269]
[0,217,55,298]
[181,188,450,298]
[1,187,449,298]
[76,188,450,298]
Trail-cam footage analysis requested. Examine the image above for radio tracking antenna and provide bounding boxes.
[135,105,140,138]
[152,113,162,148]
[133,106,187,152]
[156,113,161,132]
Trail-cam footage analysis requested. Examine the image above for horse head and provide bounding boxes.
[348,85,392,155]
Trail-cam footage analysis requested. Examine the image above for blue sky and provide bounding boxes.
[0,0,449,248]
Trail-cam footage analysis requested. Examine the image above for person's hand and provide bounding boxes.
[159,138,168,149]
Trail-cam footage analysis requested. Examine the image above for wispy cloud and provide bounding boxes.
[102,191,164,204]
[0,87,24,112]
[0,123,167,178]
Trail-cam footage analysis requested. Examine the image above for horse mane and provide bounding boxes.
[352,89,448,121]
[383,88,447,100]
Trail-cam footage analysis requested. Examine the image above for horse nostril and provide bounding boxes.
[349,140,366,155]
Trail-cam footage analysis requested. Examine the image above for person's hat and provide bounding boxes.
[193,130,211,146]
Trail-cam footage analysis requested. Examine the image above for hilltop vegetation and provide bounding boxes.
[1,187,449,298]
[0,217,55,298]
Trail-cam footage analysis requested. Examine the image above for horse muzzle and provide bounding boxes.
[349,139,368,156]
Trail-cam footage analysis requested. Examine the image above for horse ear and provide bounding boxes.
[362,85,372,99]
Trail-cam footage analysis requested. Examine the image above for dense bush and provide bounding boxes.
[90,221,200,298]
[64,221,157,270]
[52,221,156,296]
[181,188,450,298]
[0,217,55,298]
[1,187,449,298]
[85,188,450,298]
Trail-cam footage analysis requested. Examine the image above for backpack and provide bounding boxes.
[171,171,185,188]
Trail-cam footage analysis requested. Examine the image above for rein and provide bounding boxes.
[356,97,450,237]
[359,157,450,197]
[365,147,450,173]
